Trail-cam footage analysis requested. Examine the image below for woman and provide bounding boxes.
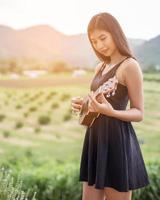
[71,12,150,200]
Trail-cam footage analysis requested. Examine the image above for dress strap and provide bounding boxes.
[112,56,130,72]
[102,56,132,77]
[100,61,107,72]
[112,56,137,76]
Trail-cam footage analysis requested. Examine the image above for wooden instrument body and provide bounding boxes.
[79,95,100,127]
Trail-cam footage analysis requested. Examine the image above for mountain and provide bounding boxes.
[135,35,160,69]
[0,25,159,68]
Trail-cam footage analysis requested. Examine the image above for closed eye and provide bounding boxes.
[101,37,106,41]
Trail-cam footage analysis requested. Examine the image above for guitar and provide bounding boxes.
[79,75,118,127]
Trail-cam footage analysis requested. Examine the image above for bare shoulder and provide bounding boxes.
[116,57,142,86]
[123,57,142,75]
[122,57,143,87]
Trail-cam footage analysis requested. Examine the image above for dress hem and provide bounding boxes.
[79,178,150,192]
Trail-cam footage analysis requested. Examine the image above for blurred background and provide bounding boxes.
[0,0,159,199]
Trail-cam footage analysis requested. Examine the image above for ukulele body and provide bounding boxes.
[79,95,100,127]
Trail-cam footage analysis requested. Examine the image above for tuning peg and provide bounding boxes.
[106,93,110,97]
[111,91,115,96]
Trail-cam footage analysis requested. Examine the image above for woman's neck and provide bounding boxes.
[108,50,127,65]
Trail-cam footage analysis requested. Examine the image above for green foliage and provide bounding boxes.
[143,73,160,82]
[143,63,160,73]
[3,131,11,138]
[29,106,37,112]
[50,91,57,96]
[63,109,72,121]
[0,160,159,200]
[0,168,36,200]
[34,127,41,134]
[0,114,6,122]
[133,161,160,200]
[51,102,59,109]
[15,121,24,129]
[45,92,57,101]
[23,112,29,118]
[38,115,51,125]
[60,93,71,101]
[16,104,22,109]
[63,113,72,121]
[0,72,159,199]
[12,163,81,200]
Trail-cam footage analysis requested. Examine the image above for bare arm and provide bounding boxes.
[112,59,144,122]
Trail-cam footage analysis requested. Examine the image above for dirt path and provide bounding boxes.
[0,77,91,88]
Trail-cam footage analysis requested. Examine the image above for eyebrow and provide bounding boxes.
[90,34,106,41]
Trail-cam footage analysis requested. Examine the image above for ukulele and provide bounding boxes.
[79,75,118,127]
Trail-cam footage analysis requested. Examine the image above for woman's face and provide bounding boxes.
[90,29,117,57]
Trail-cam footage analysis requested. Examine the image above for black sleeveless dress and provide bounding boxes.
[79,57,150,192]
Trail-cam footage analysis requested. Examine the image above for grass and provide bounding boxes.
[0,72,159,168]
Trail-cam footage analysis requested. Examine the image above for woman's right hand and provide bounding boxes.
[71,96,84,114]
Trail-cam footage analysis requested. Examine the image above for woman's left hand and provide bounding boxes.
[88,91,115,117]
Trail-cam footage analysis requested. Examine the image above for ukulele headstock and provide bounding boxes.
[99,76,118,97]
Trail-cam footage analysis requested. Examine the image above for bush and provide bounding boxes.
[60,94,71,101]
[63,109,72,121]
[51,102,59,109]
[22,161,160,200]
[34,127,41,134]
[0,167,36,200]
[50,91,57,96]
[0,114,6,122]
[0,157,159,200]
[38,115,51,125]
[23,112,29,118]
[15,104,22,109]
[15,121,24,129]
[133,161,160,200]
[45,92,57,100]
[17,162,82,200]
[29,106,37,112]
[3,131,11,138]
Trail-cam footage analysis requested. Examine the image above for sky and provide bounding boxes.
[0,0,159,40]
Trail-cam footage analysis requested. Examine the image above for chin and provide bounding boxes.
[103,52,112,57]
[106,50,115,57]
[103,49,113,57]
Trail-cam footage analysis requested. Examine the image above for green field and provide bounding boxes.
[0,72,159,199]
[0,72,159,165]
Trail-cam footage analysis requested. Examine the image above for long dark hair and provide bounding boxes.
[87,12,136,63]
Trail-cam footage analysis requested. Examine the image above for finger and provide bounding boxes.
[72,107,79,111]
[102,92,109,99]
[72,100,83,105]
[88,96,98,111]
[71,103,82,109]
[88,104,95,112]
[88,93,98,106]
[71,96,81,101]
[71,98,83,104]
[99,93,109,102]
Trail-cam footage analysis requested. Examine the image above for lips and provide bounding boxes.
[101,49,109,54]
